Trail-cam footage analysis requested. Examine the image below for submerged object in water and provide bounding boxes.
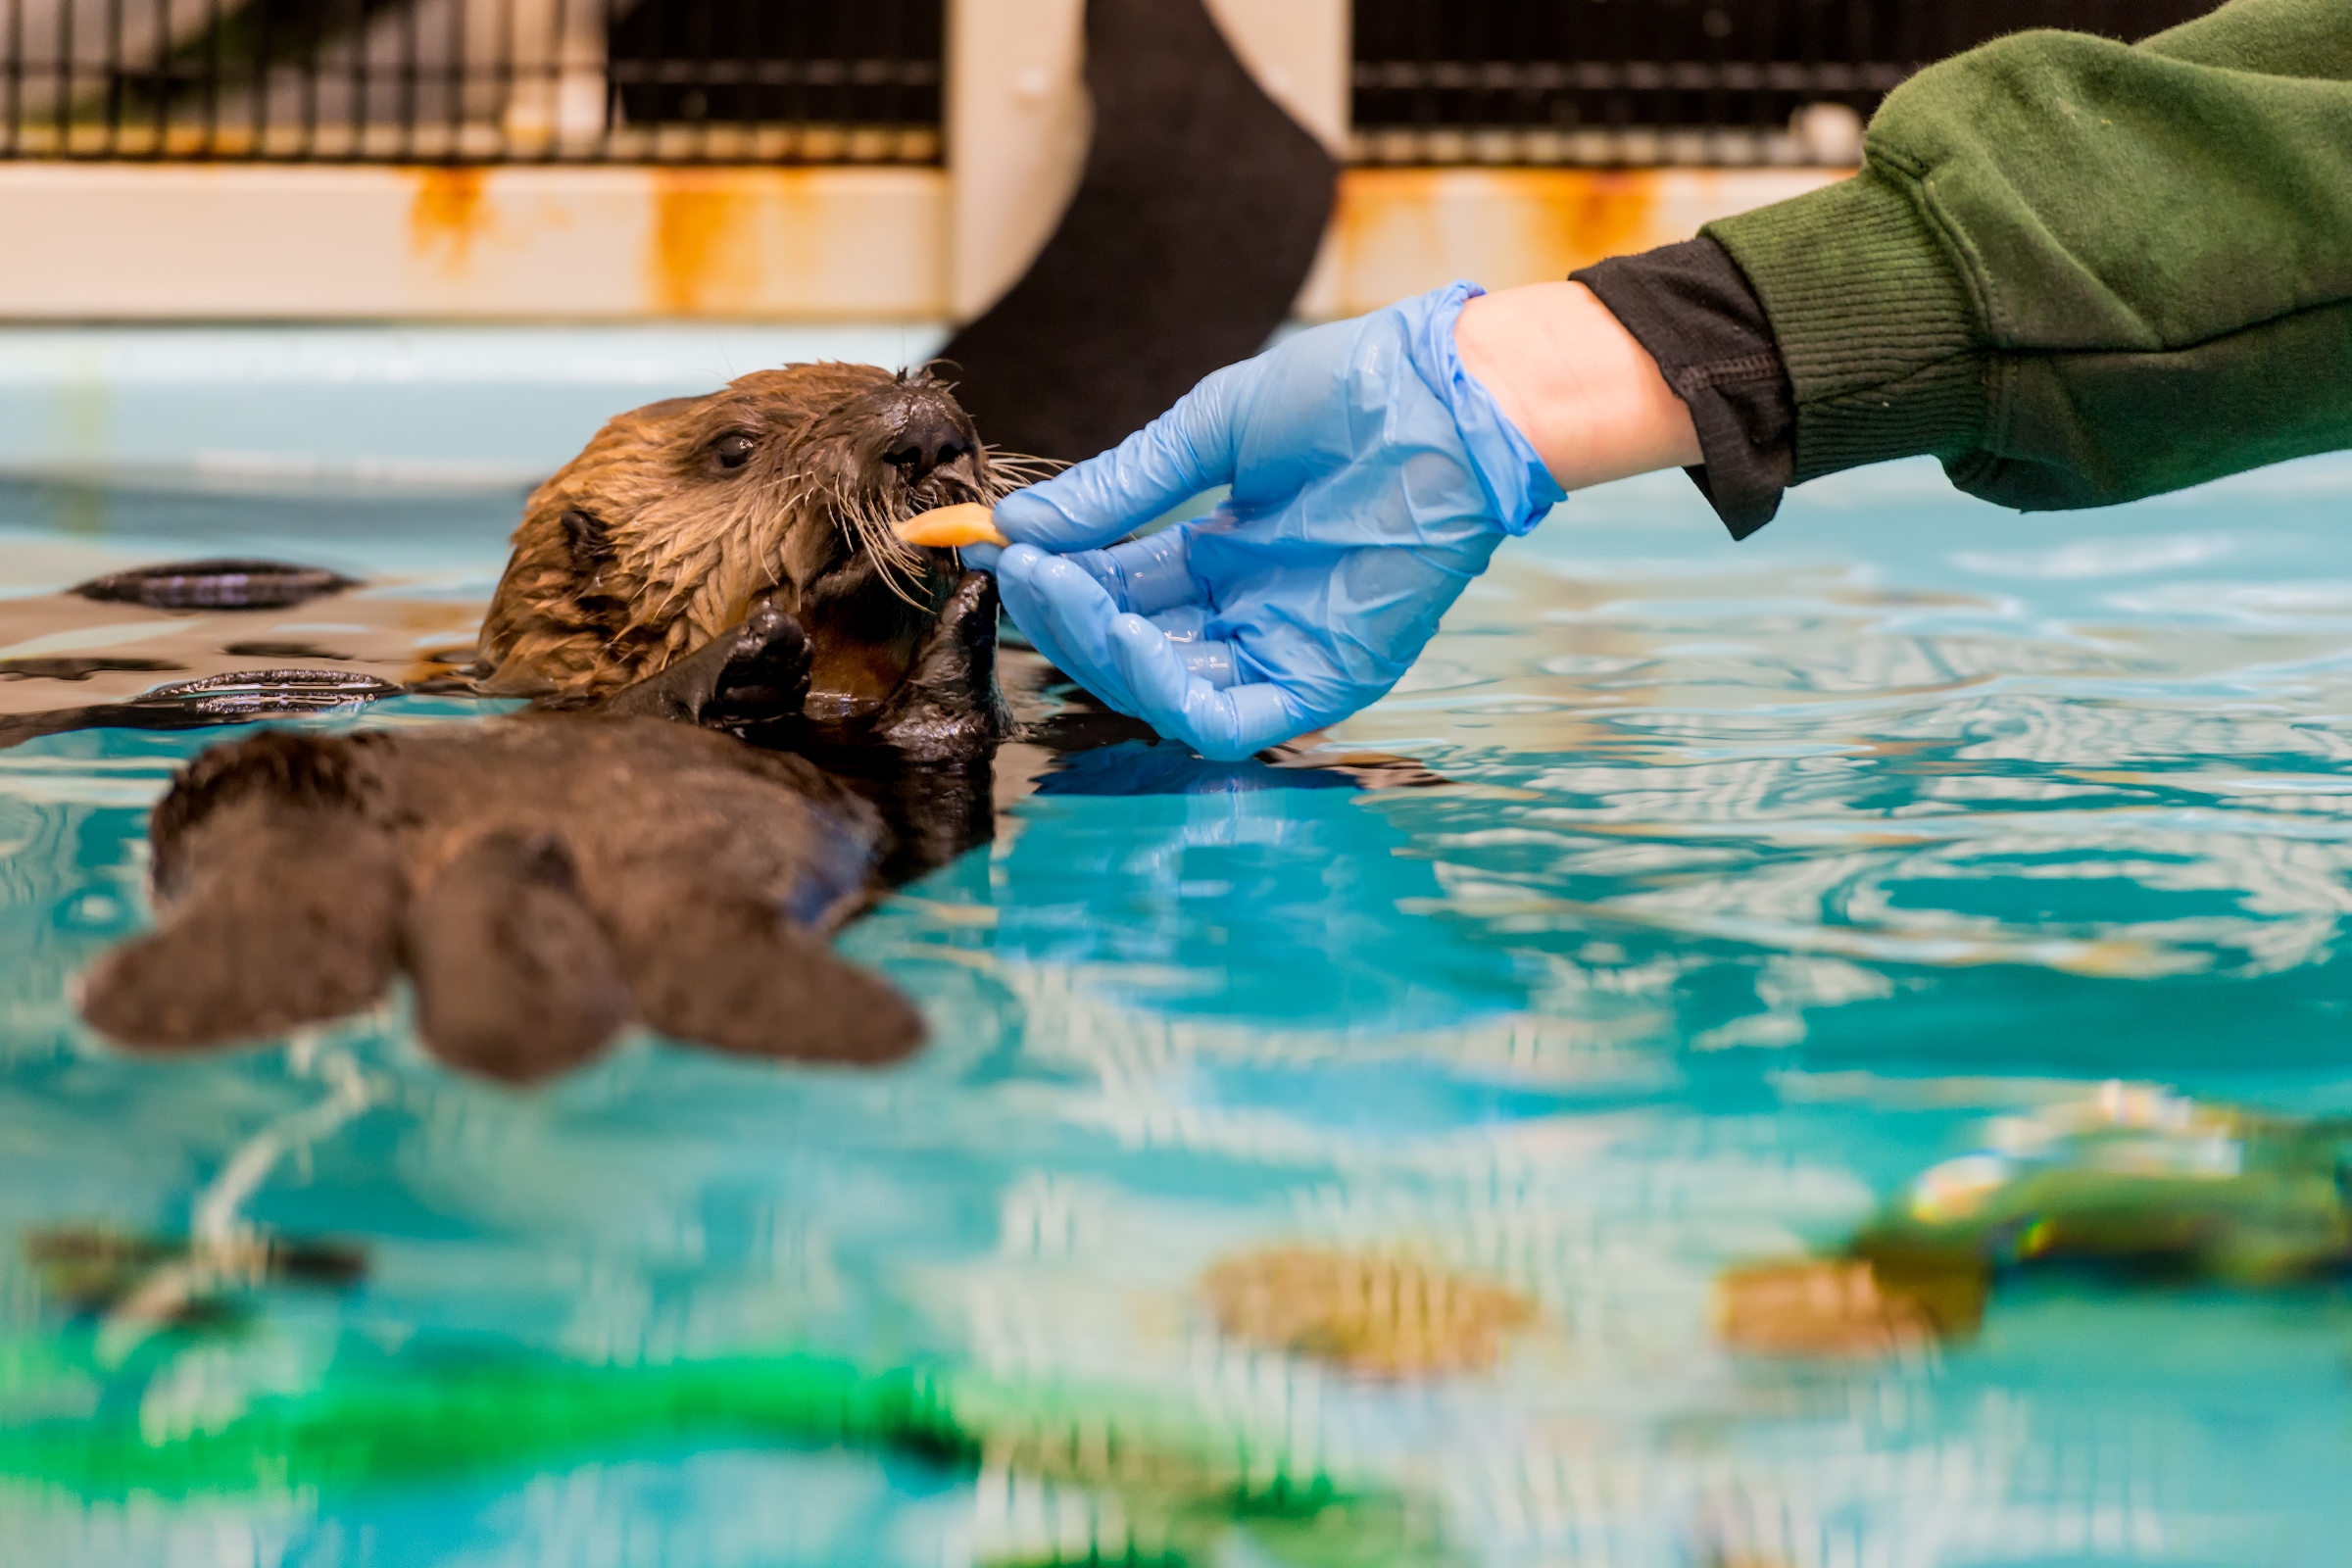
[1718,1085,2352,1355]
[0,1334,1463,1566]
[73,558,357,612]
[1201,1246,1538,1377]
[27,1225,364,1328]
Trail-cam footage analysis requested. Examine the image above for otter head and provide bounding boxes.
[478,363,1020,712]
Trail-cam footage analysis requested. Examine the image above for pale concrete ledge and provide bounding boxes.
[0,162,1845,323]
[0,163,953,320]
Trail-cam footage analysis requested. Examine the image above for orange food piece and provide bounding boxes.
[894,503,1007,549]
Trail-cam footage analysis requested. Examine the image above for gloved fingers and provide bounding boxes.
[1140,608,1240,689]
[956,541,1004,572]
[995,545,1146,717]
[992,367,1250,553]
[1085,527,1202,616]
[995,546,1114,710]
[1104,613,1302,761]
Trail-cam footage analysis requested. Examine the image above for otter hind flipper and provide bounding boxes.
[401,831,632,1084]
[80,808,404,1051]
[609,891,924,1067]
[598,601,813,727]
[875,569,1014,760]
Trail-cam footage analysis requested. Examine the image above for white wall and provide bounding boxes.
[0,1,1846,324]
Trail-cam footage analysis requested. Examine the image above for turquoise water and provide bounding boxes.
[6,454,2352,1564]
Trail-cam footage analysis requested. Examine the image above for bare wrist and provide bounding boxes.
[1454,281,1701,493]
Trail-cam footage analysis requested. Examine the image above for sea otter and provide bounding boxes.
[73,363,1042,1081]
[478,360,1039,729]
[79,633,928,1084]
[4,362,1027,757]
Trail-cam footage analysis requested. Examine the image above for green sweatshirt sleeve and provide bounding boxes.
[1701,0,2352,511]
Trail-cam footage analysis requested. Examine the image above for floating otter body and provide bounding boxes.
[6,364,1026,751]
[74,363,1033,1081]
[82,706,922,1084]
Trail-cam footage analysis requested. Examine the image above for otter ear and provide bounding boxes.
[560,509,612,570]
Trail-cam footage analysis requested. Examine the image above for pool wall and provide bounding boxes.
[0,324,952,486]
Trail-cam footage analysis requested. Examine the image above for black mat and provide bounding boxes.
[937,0,1339,465]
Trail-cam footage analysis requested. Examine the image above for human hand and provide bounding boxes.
[969,281,1563,760]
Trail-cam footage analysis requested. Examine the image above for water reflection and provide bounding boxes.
[7,460,2352,1562]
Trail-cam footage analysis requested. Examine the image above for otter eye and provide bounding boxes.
[710,433,756,471]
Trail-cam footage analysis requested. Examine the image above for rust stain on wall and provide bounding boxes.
[408,167,489,270]
[649,170,768,315]
[1326,167,1850,316]
[1331,168,1663,293]
[1540,170,1663,273]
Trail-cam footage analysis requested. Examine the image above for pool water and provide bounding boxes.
[6,452,2352,1566]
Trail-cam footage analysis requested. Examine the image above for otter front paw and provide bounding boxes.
[599,602,812,728]
[874,570,1014,761]
[703,604,814,727]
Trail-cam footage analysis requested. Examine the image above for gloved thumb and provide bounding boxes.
[1106,613,1299,761]
[994,364,1251,554]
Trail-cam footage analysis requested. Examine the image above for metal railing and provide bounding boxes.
[1350,0,2223,166]
[0,0,941,162]
[0,0,2229,169]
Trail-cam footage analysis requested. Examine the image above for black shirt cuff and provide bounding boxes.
[1571,237,1794,540]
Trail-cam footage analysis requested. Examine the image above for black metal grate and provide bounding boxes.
[0,0,941,162]
[1,0,2233,168]
[1352,0,2224,166]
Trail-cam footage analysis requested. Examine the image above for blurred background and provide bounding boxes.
[0,0,2216,480]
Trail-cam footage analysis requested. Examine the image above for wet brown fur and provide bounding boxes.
[478,362,1043,709]
[81,722,924,1082]
[77,363,1044,1083]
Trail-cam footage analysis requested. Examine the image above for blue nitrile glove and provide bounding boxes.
[968,280,1563,761]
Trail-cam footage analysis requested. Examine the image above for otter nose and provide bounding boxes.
[885,406,972,485]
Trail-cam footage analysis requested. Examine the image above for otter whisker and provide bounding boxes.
[833,487,935,611]
[980,449,1068,491]
[819,484,908,602]
[482,361,992,703]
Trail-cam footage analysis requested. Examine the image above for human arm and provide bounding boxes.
[983,0,2352,757]
[1694,0,2352,514]
[970,271,1743,761]
[978,281,1564,760]
[1450,281,1698,490]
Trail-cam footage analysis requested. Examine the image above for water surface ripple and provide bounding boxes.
[4,459,2352,1565]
